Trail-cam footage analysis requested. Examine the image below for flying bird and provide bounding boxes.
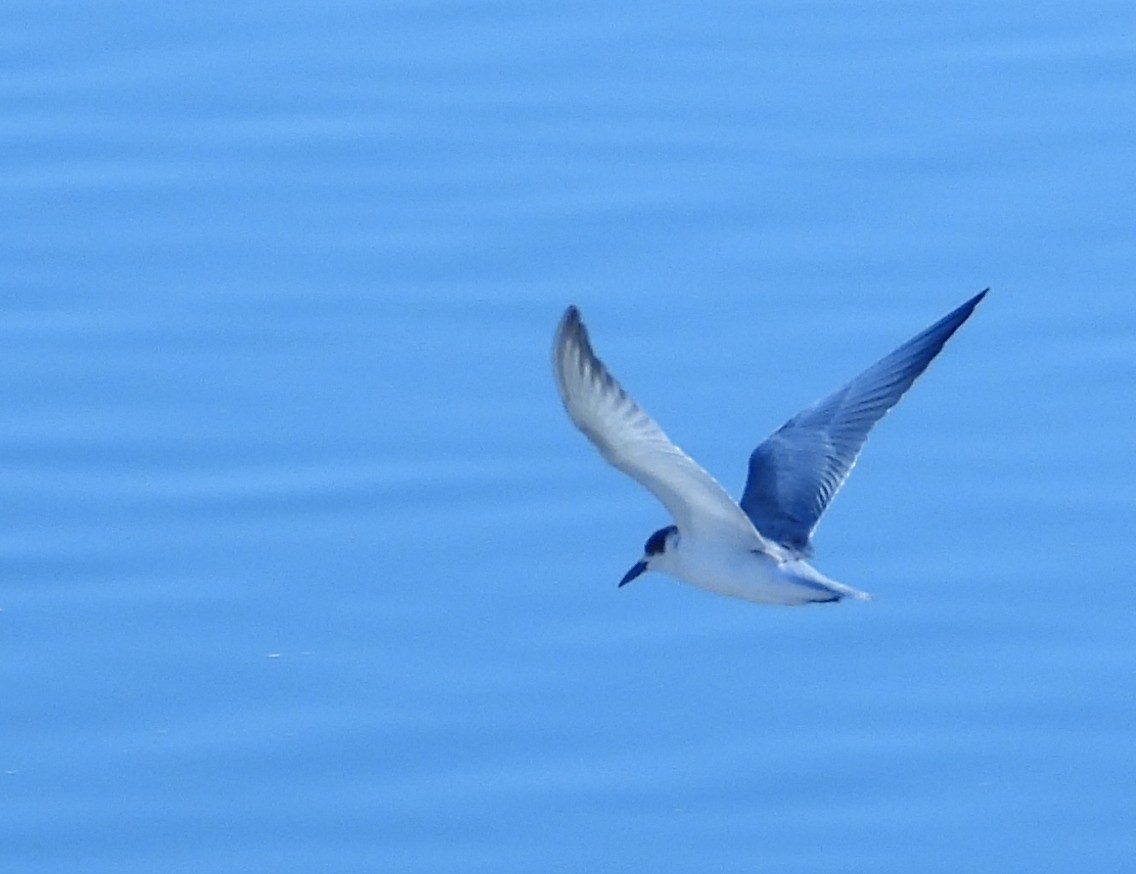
[552,291,986,605]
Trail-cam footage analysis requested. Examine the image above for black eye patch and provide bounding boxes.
[644,525,678,556]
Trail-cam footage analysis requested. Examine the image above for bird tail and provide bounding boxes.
[785,560,873,603]
[830,580,873,602]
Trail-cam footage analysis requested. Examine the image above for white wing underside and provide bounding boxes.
[553,307,776,553]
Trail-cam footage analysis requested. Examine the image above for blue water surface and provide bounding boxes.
[2,2,1135,872]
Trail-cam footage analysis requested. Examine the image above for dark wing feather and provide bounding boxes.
[739,290,986,555]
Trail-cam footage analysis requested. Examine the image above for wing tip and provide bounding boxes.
[552,304,608,420]
[968,286,989,306]
[554,305,587,359]
[953,287,989,324]
[557,304,583,337]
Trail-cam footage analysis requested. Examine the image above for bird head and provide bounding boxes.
[619,524,679,587]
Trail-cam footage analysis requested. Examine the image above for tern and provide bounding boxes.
[552,291,986,605]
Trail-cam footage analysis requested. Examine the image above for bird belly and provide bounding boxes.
[663,543,864,606]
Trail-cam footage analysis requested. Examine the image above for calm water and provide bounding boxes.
[3,2,1135,871]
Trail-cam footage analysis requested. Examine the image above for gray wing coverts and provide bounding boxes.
[739,290,986,556]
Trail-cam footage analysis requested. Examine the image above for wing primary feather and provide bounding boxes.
[739,290,987,555]
[553,306,772,550]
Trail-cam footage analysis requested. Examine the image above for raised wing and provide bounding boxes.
[553,306,773,551]
[740,290,987,555]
